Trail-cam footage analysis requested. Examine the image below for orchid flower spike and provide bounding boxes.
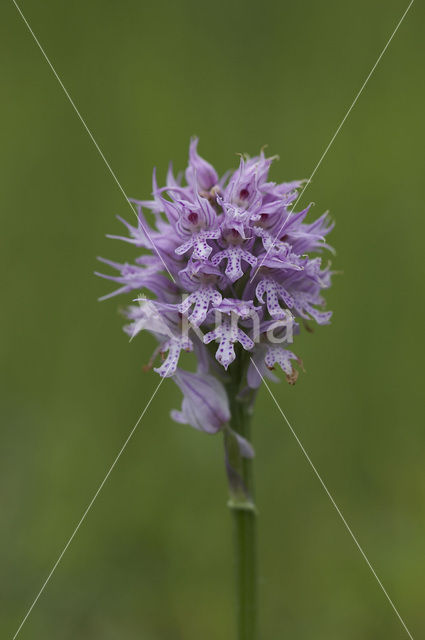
[98,138,335,453]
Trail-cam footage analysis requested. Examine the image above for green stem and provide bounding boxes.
[225,371,258,640]
[233,507,257,640]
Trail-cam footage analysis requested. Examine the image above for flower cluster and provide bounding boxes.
[97,139,334,442]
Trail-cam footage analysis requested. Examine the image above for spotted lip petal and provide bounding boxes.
[154,336,193,377]
[204,316,254,370]
[256,278,294,318]
[212,246,257,283]
[178,286,223,326]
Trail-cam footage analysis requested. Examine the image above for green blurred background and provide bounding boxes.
[1,0,424,638]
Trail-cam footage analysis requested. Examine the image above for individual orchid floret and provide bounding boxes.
[223,153,269,210]
[172,194,221,259]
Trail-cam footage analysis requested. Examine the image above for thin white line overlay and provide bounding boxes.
[11,0,175,282]
[251,0,414,281]
[11,375,166,640]
[250,358,414,640]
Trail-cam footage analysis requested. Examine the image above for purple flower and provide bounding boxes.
[171,369,230,434]
[98,139,335,444]
[185,138,219,191]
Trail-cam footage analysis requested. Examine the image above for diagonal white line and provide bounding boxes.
[250,358,414,639]
[11,0,176,283]
[251,0,414,282]
[11,374,167,640]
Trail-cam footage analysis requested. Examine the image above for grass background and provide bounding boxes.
[1,0,424,638]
